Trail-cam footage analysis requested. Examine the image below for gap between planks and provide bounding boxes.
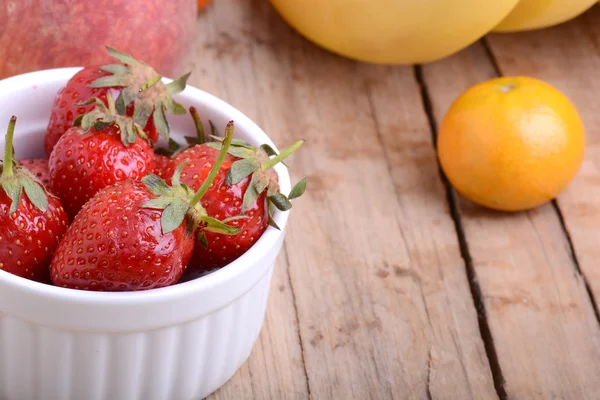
[282,240,313,399]
[412,64,508,400]
[481,37,600,326]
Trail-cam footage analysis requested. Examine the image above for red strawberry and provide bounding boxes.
[44,46,190,155]
[19,158,51,187]
[151,106,210,179]
[0,117,69,283]
[154,154,172,179]
[50,180,193,291]
[44,66,110,156]
[164,131,306,272]
[48,95,155,220]
[50,123,238,291]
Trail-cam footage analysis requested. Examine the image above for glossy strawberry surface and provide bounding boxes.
[154,153,172,179]
[50,180,194,291]
[44,66,160,156]
[45,66,111,156]
[48,125,155,220]
[0,191,68,283]
[164,144,269,271]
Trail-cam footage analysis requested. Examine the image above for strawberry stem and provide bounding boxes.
[106,92,117,115]
[189,121,234,207]
[2,116,17,178]
[141,74,162,92]
[190,106,205,144]
[262,140,304,171]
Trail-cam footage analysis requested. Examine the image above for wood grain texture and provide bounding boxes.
[487,4,600,307]
[187,3,310,399]
[421,35,600,399]
[192,0,497,398]
[209,253,309,400]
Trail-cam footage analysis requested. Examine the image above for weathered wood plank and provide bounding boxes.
[189,1,500,399]
[421,34,600,399]
[209,253,309,400]
[487,5,600,305]
[189,3,310,399]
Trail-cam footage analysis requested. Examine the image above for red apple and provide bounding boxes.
[0,0,197,79]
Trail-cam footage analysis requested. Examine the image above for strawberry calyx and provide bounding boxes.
[88,46,190,143]
[0,116,51,214]
[206,136,306,229]
[74,93,149,146]
[155,106,207,158]
[189,106,207,145]
[141,121,244,240]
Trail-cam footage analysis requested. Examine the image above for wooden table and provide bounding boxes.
[188,2,600,399]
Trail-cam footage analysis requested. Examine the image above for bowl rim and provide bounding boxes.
[0,67,291,308]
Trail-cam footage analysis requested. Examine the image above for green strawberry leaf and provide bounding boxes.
[132,100,154,130]
[100,64,129,75]
[269,193,292,211]
[142,196,175,209]
[261,140,304,171]
[202,216,240,235]
[166,99,187,115]
[22,177,48,212]
[260,143,289,167]
[2,179,22,215]
[260,144,279,157]
[153,101,170,141]
[73,114,84,127]
[167,72,191,95]
[161,198,190,234]
[115,89,133,115]
[89,46,191,144]
[87,75,125,88]
[93,121,112,133]
[289,177,307,200]
[142,120,237,238]
[171,161,189,187]
[206,142,254,159]
[242,172,269,214]
[0,116,51,215]
[226,158,259,186]
[105,46,138,65]
[268,215,281,230]
[209,135,254,148]
[141,174,171,196]
[222,215,250,224]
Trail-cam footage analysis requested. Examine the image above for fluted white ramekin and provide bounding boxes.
[0,68,291,400]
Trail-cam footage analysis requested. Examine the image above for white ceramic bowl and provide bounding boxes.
[0,68,291,400]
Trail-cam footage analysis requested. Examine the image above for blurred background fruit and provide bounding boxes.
[437,76,585,212]
[269,0,520,64]
[197,0,212,11]
[493,0,598,31]
[0,0,197,80]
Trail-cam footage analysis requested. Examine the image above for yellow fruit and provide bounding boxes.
[493,0,597,32]
[269,0,520,64]
[437,77,585,212]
